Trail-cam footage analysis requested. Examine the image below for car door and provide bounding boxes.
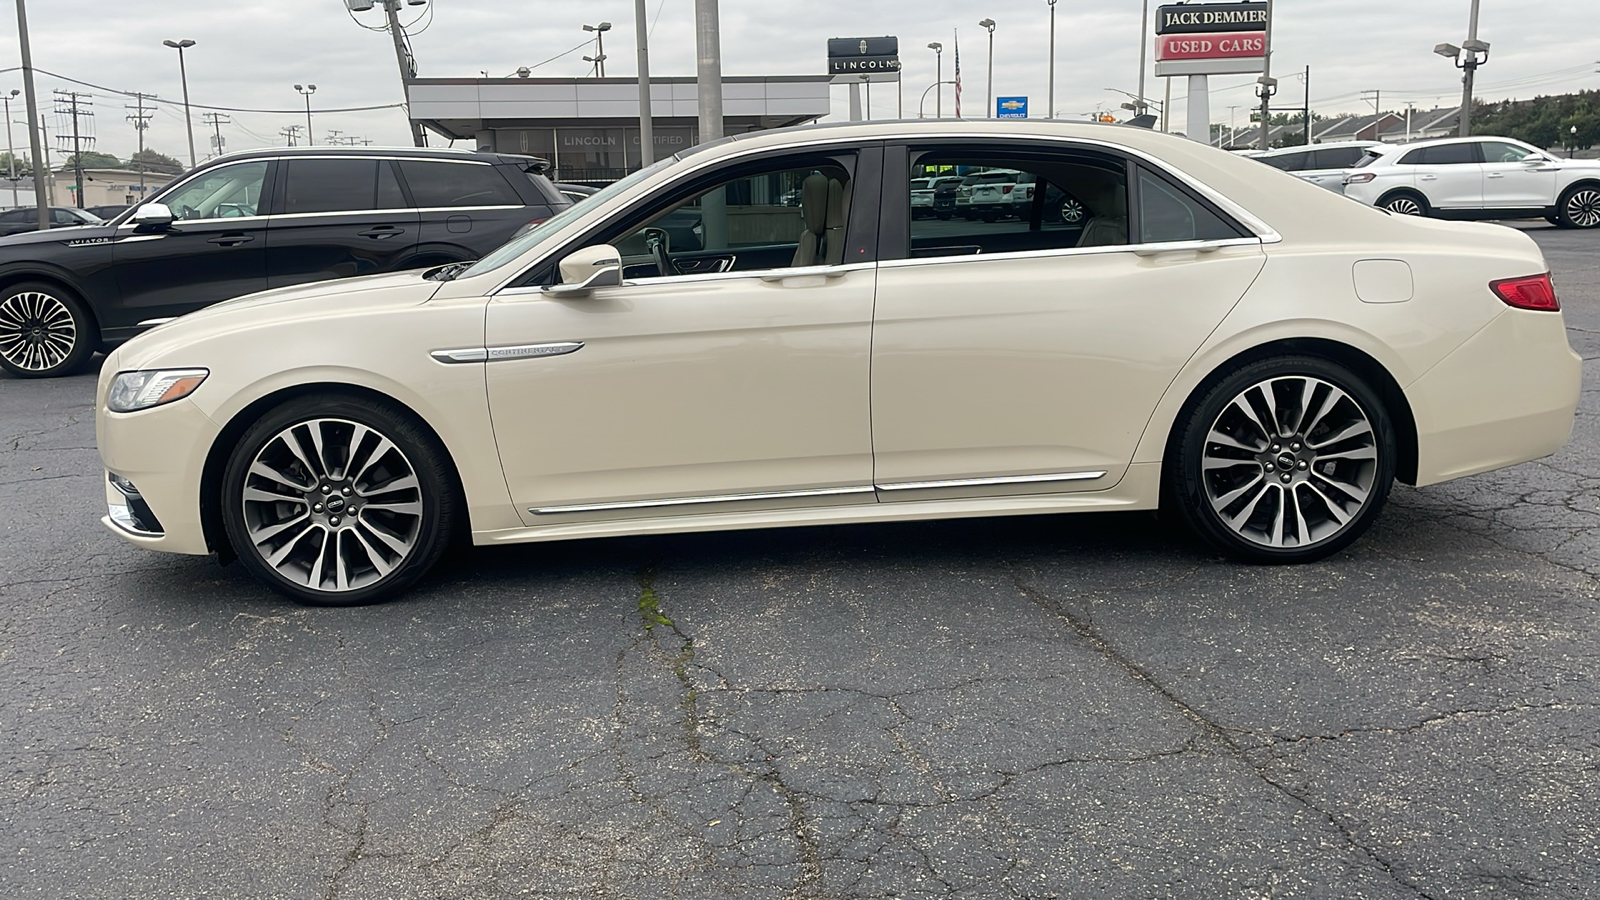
[870,141,1266,499]
[1301,147,1362,192]
[112,159,271,322]
[1478,140,1559,209]
[0,208,33,236]
[481,146,881,523]
[1414,142,1483,209]
[265,156,420,288]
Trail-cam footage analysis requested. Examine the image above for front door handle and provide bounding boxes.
[1486,173,1505,179]
[1419,174,1438,181]
[207,233,254,247]
[358,226,406,239]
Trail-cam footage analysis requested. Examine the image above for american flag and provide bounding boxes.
[953,30,962,118]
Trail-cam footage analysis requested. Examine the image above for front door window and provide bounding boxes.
[157,161,268,221]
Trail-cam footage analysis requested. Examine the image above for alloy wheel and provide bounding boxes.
[240,417,425,593]
[0,291,77,373]
[1061,197,1086,224]
[1200,375,1380,550]
[1384,196,1423,216]
[1564,188,1600,228]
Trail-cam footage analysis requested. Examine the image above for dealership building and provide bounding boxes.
[406,75,833,183]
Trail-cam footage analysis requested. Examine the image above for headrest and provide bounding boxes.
[801,172,830,233]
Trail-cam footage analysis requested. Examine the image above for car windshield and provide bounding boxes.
[910,179,931,190]
[459,156,676,280]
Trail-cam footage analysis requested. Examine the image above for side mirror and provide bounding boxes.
[129,202,174,230]
[546,244,623,296]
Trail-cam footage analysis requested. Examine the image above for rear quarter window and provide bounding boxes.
[399,160,522,208]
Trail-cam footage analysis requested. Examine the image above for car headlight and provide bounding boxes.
[107,368,209,412]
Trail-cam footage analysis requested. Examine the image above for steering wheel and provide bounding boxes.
[643,227,673,277]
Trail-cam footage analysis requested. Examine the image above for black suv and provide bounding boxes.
[0,146,568,377]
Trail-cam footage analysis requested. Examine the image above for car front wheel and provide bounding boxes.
[1557,185,1600,228]
[221,395,458,605]
[1169,356,1396,563]
[0,282,94,378]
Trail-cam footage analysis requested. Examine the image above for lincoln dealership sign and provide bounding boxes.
[828,36,901,84]
[1154,2,1268,76]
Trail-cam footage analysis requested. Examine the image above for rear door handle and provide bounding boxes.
[1486,173,1505,179]
[1419,175,1438,181]
[207,233,254,247]
[358,226,406,239]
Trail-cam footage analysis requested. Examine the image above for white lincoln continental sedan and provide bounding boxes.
[96,121,1581,605]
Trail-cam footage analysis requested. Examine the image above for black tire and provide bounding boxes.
[0,281,95,378]
[980,210,1000,223]
[1167,356,1397,563]
[221,394,458,606]
[1556,184,1600,229]
[1378,191,1429,217]
[936,211,952,220]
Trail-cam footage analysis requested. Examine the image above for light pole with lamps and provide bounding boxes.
[3,89,18,208]
[163,39,198,168]
[1046,0,1057,119]
[294,84,316,144]
[928,42,943,118]
[1135,0,1151,117]
[583,22,612,77]
[1434,0,1488,137]
[979,19,996,118]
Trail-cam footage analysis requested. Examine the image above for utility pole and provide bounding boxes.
[54,91,92,209]
[3,89,19,208]
[126,92,154,203]
[1046,0,1057,119]
[1303,65,1311,145]
[382,0,427,147]
[1256,0,1275,151]
[15,0,50,227]
[202,111,228,159]
[1460,0,1483,136]
[37,113,53,206]
[280,124,302,147]
[633,0,654,167]
[1135,0,1150,117]
[694,0,725,251]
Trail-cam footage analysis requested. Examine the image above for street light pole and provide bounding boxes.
[294,84,316,144]
[1046,0,1057,119]
[583,22,612,77]
[919,81,955,118]
[1136,0,1150,117]
[163,39,198,168]
[633,0,654,167]
[1460,0,1482,136]
[979,19,996,118]
[928,42,943,118]
[16,0,48,227]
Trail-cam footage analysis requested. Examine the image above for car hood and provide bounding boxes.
[116,269,445,370]
[0,223,114,248]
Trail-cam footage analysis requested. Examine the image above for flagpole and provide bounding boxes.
[953,28,962,119]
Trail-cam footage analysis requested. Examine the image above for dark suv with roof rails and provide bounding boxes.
[0,145,568,377]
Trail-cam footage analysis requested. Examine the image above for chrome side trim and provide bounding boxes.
[430,341,585,364]
[880,237,1261,271]
[430,347,489,364]
[532,485,875,515]
[494,261,875,296]
[135,317,177,328]
[876,471,1109,491]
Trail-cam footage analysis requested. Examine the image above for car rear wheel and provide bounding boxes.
[0,282,94,378]
[1169,356,1396,563]
[221,395,458,606]
[1557,185,1600,229]
[1060,197,1086,225]
[1380,192,1428,217]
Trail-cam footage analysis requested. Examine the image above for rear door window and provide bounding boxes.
[282,158,391,215]
[397,160,521,208]
[1261,151,1309,171]
[1420,143,1480,165]
[1136,166,1247,244]
[1310,147,1365,168]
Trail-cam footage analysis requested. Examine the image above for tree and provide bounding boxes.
[0,151,32,178]
[63,151,120,170]
[129,148,185,175]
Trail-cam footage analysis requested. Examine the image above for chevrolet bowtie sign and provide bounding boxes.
[828,36,901,83]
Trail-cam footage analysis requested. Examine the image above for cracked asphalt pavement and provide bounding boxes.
[3,225,1599,898]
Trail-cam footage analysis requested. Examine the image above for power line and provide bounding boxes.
[0,66,407,115]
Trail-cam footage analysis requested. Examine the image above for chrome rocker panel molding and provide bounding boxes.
[431,341,585,364]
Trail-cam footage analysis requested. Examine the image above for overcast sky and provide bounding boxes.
[0,0,1594,163]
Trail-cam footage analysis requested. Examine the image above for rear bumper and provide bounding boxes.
[1407,308,1581,486]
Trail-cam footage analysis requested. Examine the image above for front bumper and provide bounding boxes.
[97,389,220,556]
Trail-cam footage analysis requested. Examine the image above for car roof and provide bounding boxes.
[1255,140,1384,157]
[1382,134,1525,151]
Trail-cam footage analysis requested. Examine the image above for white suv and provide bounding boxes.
[1342,136,1600,228]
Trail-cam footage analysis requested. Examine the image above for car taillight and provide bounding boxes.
[1344,172,1375,184]
[1002,185,1014,194]
[1490,273,1560,311]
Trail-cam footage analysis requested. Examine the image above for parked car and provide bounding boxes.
[964,169,1026,221]
[1249,141,1383,192]
[0,146,569,377]
[1011,173,1088,224]
[554,182,598,204]
[0,205,102,237]
[1342,135,1600,227]
[954,170,1020,219]
[85,204,132,220]
[96,120,1579,605]
[910,175,961,218]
